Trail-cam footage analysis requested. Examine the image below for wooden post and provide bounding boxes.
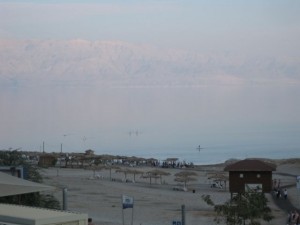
[181,204,185,225]
[63,187,68,210]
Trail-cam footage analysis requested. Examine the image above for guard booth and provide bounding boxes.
[224,159,276,197]
[0,203,88,225]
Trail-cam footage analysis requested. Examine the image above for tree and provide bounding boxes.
[202,192,273,225]
[0,150,60,209]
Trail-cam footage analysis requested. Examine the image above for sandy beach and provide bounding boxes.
[41,159,300,225]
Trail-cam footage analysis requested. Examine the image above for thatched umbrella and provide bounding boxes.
[103,165,120,181]
[142,172,160,185]
[207,173,228,190]
[125,156,146,166]
[164,158,179,167]
[165,158,179,162]
[126,168,144,182]
[147,169,171,184]
[174,171,197,188]
[116,168,144,182]
[88,164,106,178]
[146,158,159,166]
[116,168,129,181]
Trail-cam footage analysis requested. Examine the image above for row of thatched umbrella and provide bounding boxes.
[115,168,144,182]
[87,165,200,187]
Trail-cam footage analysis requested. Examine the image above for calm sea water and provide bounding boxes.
[1,85,299,165]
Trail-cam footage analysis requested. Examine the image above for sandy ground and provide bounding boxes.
[41,159,300,225]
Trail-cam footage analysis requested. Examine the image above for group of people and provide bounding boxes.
[273,179,288,199]
[275,188,288,199]
[287,210,299,225]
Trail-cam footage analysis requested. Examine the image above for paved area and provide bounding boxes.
[271,184,299,213]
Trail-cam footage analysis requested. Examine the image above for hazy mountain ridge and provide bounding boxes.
[0,39,299,87]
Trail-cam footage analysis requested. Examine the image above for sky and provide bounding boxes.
[0,0,300,163]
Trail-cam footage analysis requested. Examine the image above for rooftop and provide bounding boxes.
[0,204,87,225]
[224,159,276,172]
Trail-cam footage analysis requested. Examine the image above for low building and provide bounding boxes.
[38,154,57,167]
[85,149,95,156]
[0,166,25,178]
[0,203,87,225]
[224,159,276,196]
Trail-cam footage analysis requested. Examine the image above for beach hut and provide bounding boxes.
[224,159,276,197]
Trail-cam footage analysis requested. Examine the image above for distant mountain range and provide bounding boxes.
[0,39,299,87]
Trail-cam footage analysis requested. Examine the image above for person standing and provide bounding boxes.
[276,189,281,198]
[284,189,288,200]
[88,218,95,225]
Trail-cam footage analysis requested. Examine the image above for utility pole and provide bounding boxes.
[60,143,63,168]
[43,141,45,153]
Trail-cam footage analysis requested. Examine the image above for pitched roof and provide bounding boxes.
[224,159,276,172]
[0,172,55,197]
[0,203,87,225]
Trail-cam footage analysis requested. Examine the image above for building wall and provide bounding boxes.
[229,171,273,193]
[38,155,56,167]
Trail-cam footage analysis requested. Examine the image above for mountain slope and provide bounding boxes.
[0,39,299,87]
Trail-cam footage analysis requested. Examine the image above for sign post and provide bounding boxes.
[121,195,134,225]
[181,204,185,225]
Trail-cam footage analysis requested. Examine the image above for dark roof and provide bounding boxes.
[224,159,276,172]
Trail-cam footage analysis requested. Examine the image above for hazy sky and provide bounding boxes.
[1,0,300,55]
[1,1,300,162]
